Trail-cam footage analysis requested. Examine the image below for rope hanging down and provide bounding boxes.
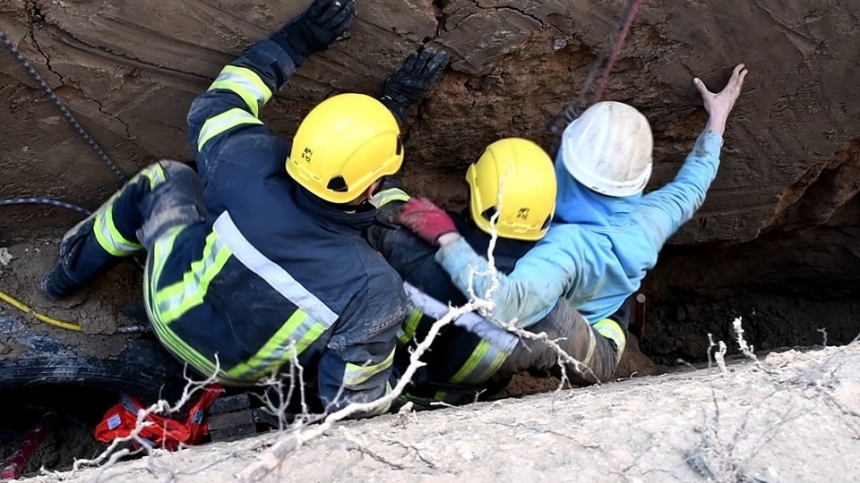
[547,0,644,134]
[0,27,126,214]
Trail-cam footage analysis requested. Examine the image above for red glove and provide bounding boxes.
[395,197,458,245]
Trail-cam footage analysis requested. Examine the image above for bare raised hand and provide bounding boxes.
[694,63,748,136]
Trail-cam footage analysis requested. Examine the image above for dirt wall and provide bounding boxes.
[1,0,859,341]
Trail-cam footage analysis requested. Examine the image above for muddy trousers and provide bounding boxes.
[492,299,626,387]
[42,160,206,300]
[404,300,627,408]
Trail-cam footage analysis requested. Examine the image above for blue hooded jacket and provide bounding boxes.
[434,129,724,327]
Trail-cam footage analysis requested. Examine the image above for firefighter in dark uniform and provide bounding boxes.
[41,0,450,417]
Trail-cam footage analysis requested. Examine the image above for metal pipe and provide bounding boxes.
[0,410,56,480]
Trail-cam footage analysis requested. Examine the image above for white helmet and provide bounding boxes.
[560,101,654,197]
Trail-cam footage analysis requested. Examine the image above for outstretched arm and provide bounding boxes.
[393,198,576,328]
[186,0,355,183]
[433,233,576,327]
[634,63,749,249]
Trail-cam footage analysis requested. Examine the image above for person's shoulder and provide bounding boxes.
[350,240,405,286]
[543,223,588,240]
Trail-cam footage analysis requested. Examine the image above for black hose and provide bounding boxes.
[0,197,91,215]
[0,28,128,183]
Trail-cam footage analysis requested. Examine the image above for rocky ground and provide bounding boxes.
[16,341,860,483]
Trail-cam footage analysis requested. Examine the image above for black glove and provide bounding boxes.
[380,47,450,124]
[272,0,356,66]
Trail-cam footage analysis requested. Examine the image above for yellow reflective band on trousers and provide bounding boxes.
[370,187,411,208]
[154,230,232,324]
[145,227,330,384]
[94,205,142,257]
[343,347,396,388]
[207,65,273,118]
[145,226,221,378]
[223,310,326,380]
[397,309,424,346]
[593,318,627,364]
[368,381,394,416]
[197,108,264,152]
[449,340,508,385]
[94,164,166,257]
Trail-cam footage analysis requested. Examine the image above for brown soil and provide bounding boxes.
[0,236,143,358]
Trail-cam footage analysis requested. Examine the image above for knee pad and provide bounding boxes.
[134,161,206,247]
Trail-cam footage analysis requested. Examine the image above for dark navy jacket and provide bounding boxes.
[149,37,410,415]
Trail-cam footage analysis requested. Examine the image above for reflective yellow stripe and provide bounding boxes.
[92,164,167,257]
[343,347,396,388]
[146,226,324,385]
[397,309,424,346]
[145,227,222,378]
[93,204,142,256]
[140,163,166,189]
[449,340,507,385]
[197,108,264,152]
[207,65,273,118]
[593,318,627,364]
[368,381,394,416]
[224,310,326,380]
[370,187,411,207]
[154,230,232,323]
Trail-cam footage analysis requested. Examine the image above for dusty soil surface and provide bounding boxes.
[0,236,144,358]
[17,341,860,483]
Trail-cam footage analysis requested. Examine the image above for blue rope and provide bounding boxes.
[0,197,92,215]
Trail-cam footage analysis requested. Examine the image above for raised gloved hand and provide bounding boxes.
[395,197,458,246]
[272,0,356,66]
[380,47,450,124]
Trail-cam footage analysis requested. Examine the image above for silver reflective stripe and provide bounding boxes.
[213,211,338,325]
[402,282,519,355]
[197,108,262,151]
[97,206,141,254]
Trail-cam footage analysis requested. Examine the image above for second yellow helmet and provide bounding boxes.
[466,138,557,241]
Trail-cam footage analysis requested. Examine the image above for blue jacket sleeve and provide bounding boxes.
[186,38,297,185]
[433,234,576,328]
[633,129,724,249]
[316,265,411,418]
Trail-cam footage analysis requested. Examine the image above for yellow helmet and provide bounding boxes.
[286,93,404,204]
[466,138,557,241]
